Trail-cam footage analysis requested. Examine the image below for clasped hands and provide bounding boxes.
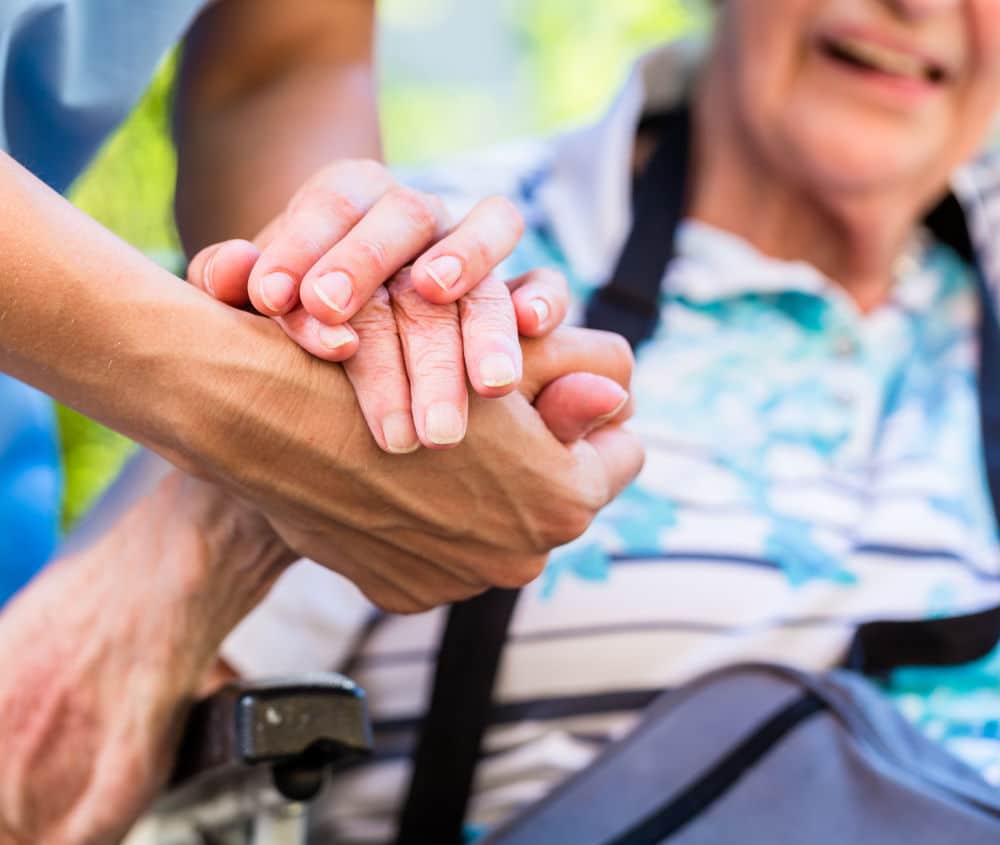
[0,161,645,844]
[184,159,645,612]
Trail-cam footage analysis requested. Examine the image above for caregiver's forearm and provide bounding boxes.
[173,0,380,253]
[0,149,252,467]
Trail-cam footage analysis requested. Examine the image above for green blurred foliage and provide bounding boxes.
[58,1,703,527]
[505,0,707,130]
[60,55,181,528]
[379,0,708,164]
[70,53,182,264]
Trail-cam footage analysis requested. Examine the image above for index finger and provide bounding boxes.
[409,195,525,305]
[247,161,397,316]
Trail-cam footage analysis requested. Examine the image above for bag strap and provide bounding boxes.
[584,106,692,347]
[847,190,1000,676]
[394,108,694,845]
[395,588,521,845]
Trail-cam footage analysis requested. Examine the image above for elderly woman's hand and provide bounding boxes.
[187,159,569,452]
[0,472,294,845]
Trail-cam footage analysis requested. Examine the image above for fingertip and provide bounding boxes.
[208,239,261,306]
[421,255,464,294]
[480,351,519,388]
[381,411,421,455]
[278,314,360,362]
[315,322,360,361]
[410,265,461,305]
[583,387,631,436]
[300,272,356,325]
[420,401,467,449]
[186,244,217,292]
[508,269,568,336]
[252,271,298,316]
[514,294,552,336]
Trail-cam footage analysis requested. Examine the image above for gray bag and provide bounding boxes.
[481,663,1000,845]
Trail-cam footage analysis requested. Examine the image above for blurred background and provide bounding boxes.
[60,0,709,527]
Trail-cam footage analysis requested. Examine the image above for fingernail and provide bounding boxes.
[425,402,465,445]
[530,298,550,328]
[260,272,295,313]
[319,324,355,351]
[382,412,420,454]
[313,272,353,314]
[423,256,463,291]
[480,353,517,388]
[204,249,219,297]
[591,390,630,429]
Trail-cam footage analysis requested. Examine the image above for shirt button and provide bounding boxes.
[832,334,859,358]
[832,388,854,408]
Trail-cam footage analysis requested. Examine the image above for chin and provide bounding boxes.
[766,104,947,200]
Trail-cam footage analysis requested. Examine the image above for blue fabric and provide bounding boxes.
[1,0,208,193]
[0,376,62,605]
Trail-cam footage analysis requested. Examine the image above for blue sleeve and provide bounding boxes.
[0,375,62,606]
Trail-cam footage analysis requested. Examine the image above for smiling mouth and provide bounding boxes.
[819,34,950,85]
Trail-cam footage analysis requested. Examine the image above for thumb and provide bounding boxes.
[534,373,632,444]
[519,327,633,403]
[186,239,260,306]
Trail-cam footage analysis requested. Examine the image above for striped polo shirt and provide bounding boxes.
[221,42,1000,842]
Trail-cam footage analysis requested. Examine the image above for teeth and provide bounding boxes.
[832,35,928,80]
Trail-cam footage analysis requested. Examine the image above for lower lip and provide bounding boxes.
[816,45,943,106]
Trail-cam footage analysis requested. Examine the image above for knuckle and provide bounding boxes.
[393,282,461,327]
[282,209,337,257]
[308,189,364,225]
[353,237,391,275]
[424,193,450,231]
[318,158,389,190]
[486,555,546,589]
[603,330,635,381]
[412,354,463,382]
[464,279,514,313]
[463,231,495,270]
[464,307,516,341]
[387,267,419,298]
[388,187,439,235]
[347,157,390,182]
[349,288,395,333]
[546,506,595,548]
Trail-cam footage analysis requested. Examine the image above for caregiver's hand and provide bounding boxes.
[187,314,642,614]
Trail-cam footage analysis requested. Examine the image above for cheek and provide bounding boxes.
[739,75,955,197]
[965,0,1000,100]
[720,4,814,131]
[971,0,1000,62]
[949,1,1000,161]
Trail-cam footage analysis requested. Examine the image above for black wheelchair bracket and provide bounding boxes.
[167,673,372,807]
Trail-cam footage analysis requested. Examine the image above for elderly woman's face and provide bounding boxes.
[713,0,1000,198]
